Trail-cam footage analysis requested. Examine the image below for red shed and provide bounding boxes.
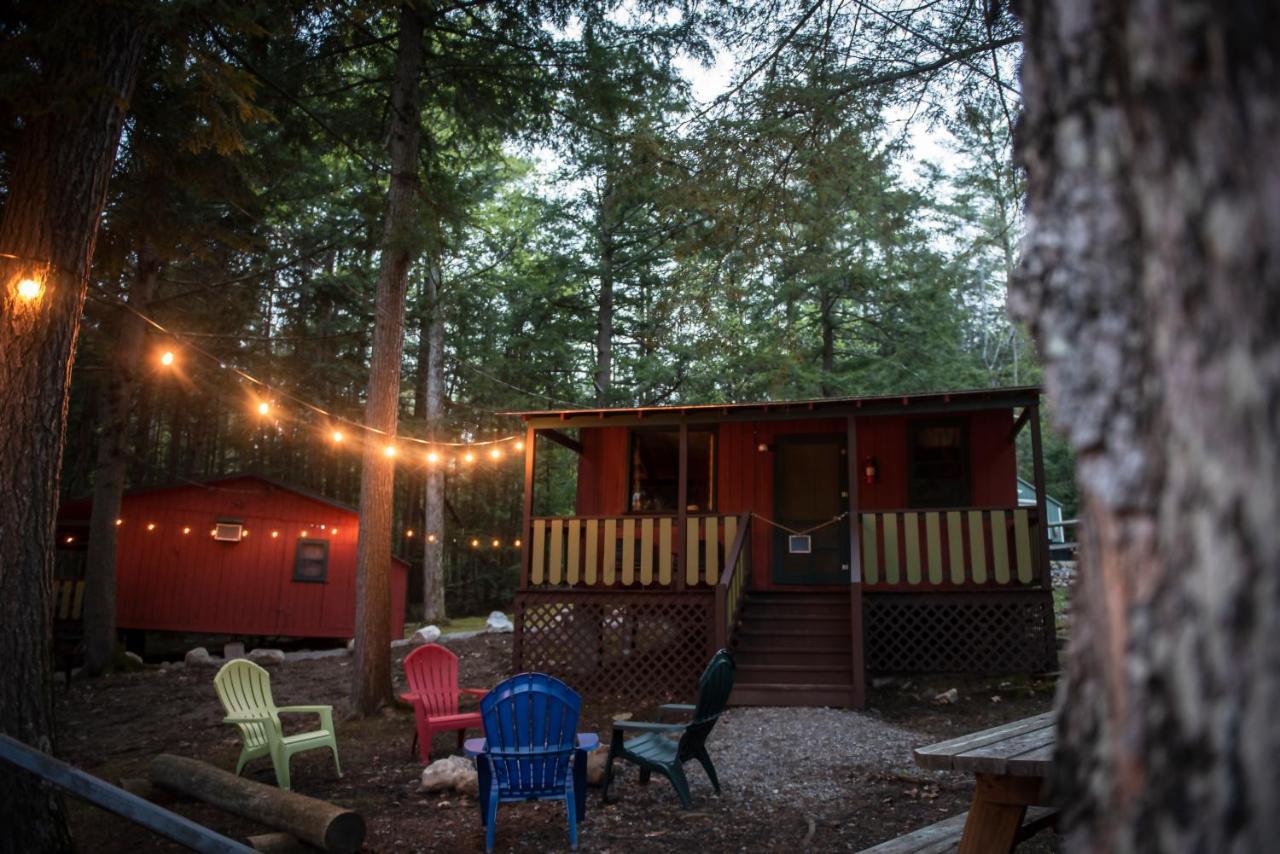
[57,475,408,640]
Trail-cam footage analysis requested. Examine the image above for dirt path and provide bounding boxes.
[54,634,1059,851]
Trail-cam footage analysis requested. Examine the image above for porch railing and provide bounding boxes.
[714,512,751,651]
[859,507,1043,588]
[527,513,742,589]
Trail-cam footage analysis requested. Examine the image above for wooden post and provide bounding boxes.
[150,755,363,854]
[676,420,689,591]
[846,415,866,708]
[514,424,536,674]
[1028,403,1052,590]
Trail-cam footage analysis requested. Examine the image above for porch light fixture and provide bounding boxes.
[863,456,879,484]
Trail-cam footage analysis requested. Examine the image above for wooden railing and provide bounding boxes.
[714,513,751,651]
[527,514,741,589]
[859,507,1042,588]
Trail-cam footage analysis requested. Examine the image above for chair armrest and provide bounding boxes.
[278,705,335,731]
[223,712,272,724]
[657,703,695,715]
[612,720,685,734]
[460,688,488,698]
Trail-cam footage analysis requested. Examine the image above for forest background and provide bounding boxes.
[11,0,1067,620]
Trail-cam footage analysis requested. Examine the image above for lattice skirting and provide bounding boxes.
[514,591,713,699]
[864,591,1058,673]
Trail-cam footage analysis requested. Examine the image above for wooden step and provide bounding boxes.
[730,682,855,707]
[738,614,850,633]
[736,663,853,685]
[745,592,849,607]
[740,601,850,618]
[735,632,850,651]
[734,648,851,668]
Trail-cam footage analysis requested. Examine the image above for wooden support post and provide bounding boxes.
[1029,403,1052,590]
[846,415,865,709]
[150,754,364,854]
[515,424,536,674]
[676,420,689,591]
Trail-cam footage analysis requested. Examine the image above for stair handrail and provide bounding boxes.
[714,512,752,652]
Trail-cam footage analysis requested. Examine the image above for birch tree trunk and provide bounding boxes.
[422,256,447,624]
[1012,2,1280,850]
[350,3,423,716]
[82,242,160,675]
[0,7,147,851]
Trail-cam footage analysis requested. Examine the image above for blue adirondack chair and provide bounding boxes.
[476,673,583,852]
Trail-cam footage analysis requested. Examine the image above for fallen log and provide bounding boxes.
[150,754,363,854]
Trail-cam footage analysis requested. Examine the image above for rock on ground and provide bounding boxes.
[413,625,442,644]
[184,647,218,667]
[248,648,286,667]
[485,611,513,633]
[419,755,477,797]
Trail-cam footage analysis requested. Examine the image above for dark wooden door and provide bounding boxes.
[771,434,849,584]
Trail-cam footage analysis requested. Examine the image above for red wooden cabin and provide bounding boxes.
[57,475,408,644]
[509,386,1058,708]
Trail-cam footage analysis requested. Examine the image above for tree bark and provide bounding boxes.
[1011,2,1280,851]
[422,255,447,624]
[350,3,424,716]
[82,243,159,675]
[0,6,147,851]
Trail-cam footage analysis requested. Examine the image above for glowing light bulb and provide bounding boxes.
[330,527,338,535]
[146,523,156,532]
[182,526,191,535]
[384,444,397,458]
[257,401,271,416]
[463,450,475,463]
[242,530,249,537]
[489,448,502,461]
[406,529,415,538]
[492,539,500,548]
[514,538,522,548]
[65,536,75,544]
[16,278,42,300]
[160,350,175,367]
[301,530,309,538]
[331,430,344,443]
[115,518,123,526]
[427,534,437,543]
[471,538,479,548]
[426,450,440,464]
[271,530,279,538]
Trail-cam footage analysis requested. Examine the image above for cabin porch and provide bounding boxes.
[509,388,1059,708]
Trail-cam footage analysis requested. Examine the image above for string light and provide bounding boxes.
[182,526,191,535]
[146,523,156,531]
[257,401,271,416]
[514,538,521,547]
[514,440,524,451]
[463,450,475,463]
[427,533,437,543]
[115,518,123,526]
[331,430,344,443]
[242,530,249,537]
[426,450,440,464]
[330,527,338,535]
[489,448,502,461]
[492,538,500,548]
[383,445,397,458]
[65,536,75,544]
[271,530,279,538]
[16,278,42,300]
[405,529,414,538]
[301,530,309,537]
[471,538,480,548]
[160,350,175,367]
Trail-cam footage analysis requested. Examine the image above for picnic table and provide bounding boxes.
[911,712,1057,854]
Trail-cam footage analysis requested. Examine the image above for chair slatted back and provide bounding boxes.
[54,580,85,622]
[403,644,462,717]
[678,650,735,760]
[214,660,278,751]
[480,673,580,799]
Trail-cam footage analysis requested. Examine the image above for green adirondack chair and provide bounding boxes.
[601,649,735,808]
[213,659,342,791]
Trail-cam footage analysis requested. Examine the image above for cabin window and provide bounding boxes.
[628,428,715,513]
[293,539,329,583]
[907,420,970,508]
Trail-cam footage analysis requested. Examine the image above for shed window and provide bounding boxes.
[628,428,715,513]
[908,421,970,508]
[293,539,329,583]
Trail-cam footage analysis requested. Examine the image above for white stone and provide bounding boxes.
[123,651,144,666]
[485,611,513,633]
[933,688,959,705]
[419,756,477,796]
[184,647,213,667]
[413,625,442,644]
[248,648,286,667]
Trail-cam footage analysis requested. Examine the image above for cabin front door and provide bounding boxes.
[771,434,849,584]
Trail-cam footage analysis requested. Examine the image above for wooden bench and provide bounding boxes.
[53,579,86,686]
[858,805,1058,853]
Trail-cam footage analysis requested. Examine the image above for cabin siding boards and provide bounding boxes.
[570,412,1019,592]
[59,476,408,638]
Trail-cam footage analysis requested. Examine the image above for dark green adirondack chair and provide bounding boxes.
[601,650,735,808]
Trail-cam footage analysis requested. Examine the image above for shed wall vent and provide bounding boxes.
[213,523,243,542]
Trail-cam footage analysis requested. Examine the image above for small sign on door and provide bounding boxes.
[788,535,812,554]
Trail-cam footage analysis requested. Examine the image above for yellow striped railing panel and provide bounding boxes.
[566,519,581,585]
[1014,509,1034,583]
[640,518,654,585]
[686,518,700,586]
[904,512,922,584]
[531,520,546,584]
[584,519,598,585]
[658,518,673,584]
[549,519,564,585]
[603,519,617,585]
[925,512,943,584]
[621,518,635,585]
[947,512,965,584]
[968,511,987,583]
[705,517,719,585]
[862,514,879,584]
[883,516,900,584]
[990,510,1010,583]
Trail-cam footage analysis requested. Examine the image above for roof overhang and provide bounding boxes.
[505,386,1041,429]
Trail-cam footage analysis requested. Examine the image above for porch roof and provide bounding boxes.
[504,385,1041,427]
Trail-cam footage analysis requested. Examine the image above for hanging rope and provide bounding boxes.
[749,511,849,537]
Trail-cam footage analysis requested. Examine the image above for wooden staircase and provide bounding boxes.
[729,590,857,707]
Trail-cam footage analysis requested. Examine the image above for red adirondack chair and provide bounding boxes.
[401,643,488,762]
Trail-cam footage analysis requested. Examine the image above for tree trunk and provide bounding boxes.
[1011,3,1280,850]
[350,3,424,716]
[0,7,147,852]
[595,174,616,407]
[422,256,447,624]
[82,243,160,675]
